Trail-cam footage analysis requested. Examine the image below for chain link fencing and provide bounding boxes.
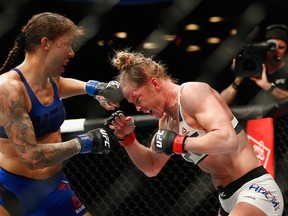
[62,106,288,216]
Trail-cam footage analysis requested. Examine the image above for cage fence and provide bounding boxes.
[62,107,288,216]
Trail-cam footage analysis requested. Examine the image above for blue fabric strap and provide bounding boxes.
[85,80,99,97]
[77,134,92,154]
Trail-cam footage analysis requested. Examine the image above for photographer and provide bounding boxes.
[220,24,288,106]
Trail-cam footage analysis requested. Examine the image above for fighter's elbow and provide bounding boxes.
[19,155,46,170]
[143,167,161,177]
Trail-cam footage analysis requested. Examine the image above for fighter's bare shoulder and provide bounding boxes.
[181,82,211,97]
[180,82,216,111]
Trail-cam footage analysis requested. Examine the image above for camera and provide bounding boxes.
[235,40,278,77]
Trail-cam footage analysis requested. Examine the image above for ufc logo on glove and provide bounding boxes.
[108,81,121,88]
[156,130,165,148]
[99,128,110,148]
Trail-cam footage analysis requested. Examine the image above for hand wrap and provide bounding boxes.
[116,132,136,147]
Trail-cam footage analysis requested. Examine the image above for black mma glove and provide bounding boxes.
[76,128,111,154]
[154,129,188,155]
[85,80,123,104]
[105,110,136,147]
[105,110,124,126]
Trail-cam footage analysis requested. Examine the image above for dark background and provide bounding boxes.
[1,0,288,118]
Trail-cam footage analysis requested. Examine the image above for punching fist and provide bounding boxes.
[76,128,111,154]
[85,80,123,104]
[154,129,187,155]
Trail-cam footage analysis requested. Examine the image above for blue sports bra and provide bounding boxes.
[0,68,66,138]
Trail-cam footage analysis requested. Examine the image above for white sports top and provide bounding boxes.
[177,84,240,164]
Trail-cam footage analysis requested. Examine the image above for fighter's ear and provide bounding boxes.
[41,37,50,50]
[150,77,160,90]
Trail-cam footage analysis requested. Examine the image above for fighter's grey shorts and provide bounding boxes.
[218,166,283,216]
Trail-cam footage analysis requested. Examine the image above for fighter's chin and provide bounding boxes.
[144,109,152,115]
[59,64,67,72]
[149,110,162,119]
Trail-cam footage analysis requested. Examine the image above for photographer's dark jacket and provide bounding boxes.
[249,61,288,105]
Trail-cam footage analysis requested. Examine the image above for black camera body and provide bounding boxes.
[235,40,278,77]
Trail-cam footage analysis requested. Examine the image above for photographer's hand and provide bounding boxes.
[250,64,271,91]
[231,59,244,88]
[220,59,244,106]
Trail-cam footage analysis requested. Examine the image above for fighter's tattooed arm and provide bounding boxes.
[0,80,79,169]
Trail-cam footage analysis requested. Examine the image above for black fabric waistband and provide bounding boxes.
[219,205,229,216]
[217,166,268,199]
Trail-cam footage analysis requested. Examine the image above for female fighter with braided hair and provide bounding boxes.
[106,49,284,216]
[0,12,122,216]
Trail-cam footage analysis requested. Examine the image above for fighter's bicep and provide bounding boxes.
[3,85,36,152]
